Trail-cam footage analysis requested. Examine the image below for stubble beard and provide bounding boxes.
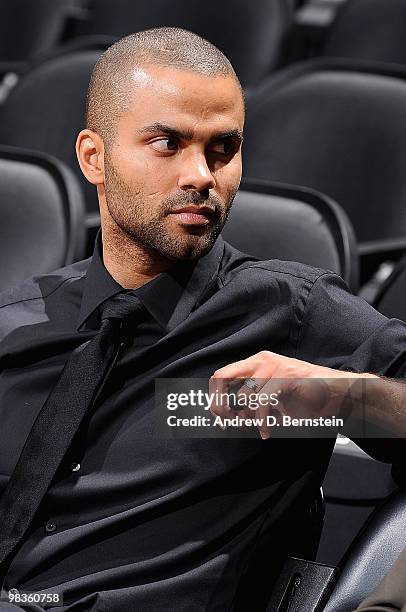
[103,158,236,261]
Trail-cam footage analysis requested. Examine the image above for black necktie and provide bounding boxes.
[0,291,144,573]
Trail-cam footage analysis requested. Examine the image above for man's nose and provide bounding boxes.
[177,151,216,192]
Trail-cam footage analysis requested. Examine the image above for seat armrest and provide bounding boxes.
[266,557,338,611]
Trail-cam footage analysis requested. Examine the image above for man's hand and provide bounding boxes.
[209,351,376,439]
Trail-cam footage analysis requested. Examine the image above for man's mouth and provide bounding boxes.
[169,205,215,226]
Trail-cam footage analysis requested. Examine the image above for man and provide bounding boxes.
[0,28,405,611]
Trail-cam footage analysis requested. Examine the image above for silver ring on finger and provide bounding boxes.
[243,378,261,392]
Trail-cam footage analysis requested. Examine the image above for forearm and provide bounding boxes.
[339,375,406,438]
[210,351,406,442]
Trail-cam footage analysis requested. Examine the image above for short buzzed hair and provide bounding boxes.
[86,27,243,148]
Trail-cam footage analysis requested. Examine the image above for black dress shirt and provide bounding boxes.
[1,234,406,612]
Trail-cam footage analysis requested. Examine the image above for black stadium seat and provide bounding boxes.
[0,146,85,291]
[0,0,83,73]
[267,487,406,611]
[243,60,406,259]
[0,50,102,228]
[373,254,406,322]
[71,0,294,87]
[222,178,358,291]
[323,0,406,67]
[323,488,406,612]
[317,438,397,570]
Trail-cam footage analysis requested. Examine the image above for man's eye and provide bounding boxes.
[150,138,179,152]
[211,140,237,156]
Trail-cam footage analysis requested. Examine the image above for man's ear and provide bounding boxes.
[76,129,105,185]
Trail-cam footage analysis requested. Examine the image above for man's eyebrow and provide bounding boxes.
[139,122,194,140]
[213,129,244,142]
[139,122,243,142]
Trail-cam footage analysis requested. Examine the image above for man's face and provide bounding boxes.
[102,65,244,261]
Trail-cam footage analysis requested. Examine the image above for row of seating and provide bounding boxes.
[0,0,294,88]
[5,0,406,89]
[1,145,403,322]
[244,59,406,269]
[1,1,406,274]
[322,0,406,67]
[2,48,406,284]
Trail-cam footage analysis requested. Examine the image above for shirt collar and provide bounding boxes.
[77,231,224,332]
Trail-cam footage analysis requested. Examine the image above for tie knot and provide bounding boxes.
[99,291,144,324]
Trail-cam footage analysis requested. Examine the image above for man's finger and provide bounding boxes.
[211,359,258,381]
[210,350,280,381]
[208,376,230,421]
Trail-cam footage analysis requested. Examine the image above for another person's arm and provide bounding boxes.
[354,547,406,612]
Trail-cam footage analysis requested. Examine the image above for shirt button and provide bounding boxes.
[70,462,81,472]
[45,521,57,534]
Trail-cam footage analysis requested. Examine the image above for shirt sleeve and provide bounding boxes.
[296,272,406,376]
[296,271,406,465]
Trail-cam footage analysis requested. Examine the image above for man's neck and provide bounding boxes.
[101,233,172,290]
